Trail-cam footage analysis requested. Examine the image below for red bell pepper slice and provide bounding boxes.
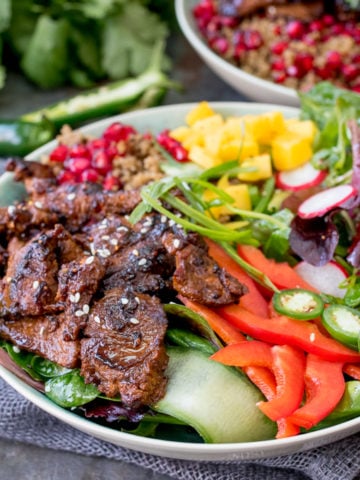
[205,239,269,317]
[276,418,301,439]
[245,365,276,399]
[343,363,360,381]
[257,345,306,421]
[178,296,246,344]
[289,355,345,429]
[211,340,273,368]
[237,244,317,292]
[219,305,360,363]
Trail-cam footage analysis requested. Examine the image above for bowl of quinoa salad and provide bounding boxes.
[176,0,360,105]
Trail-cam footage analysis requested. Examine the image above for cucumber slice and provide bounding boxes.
[0,172,27,206]
[154,347,276,443]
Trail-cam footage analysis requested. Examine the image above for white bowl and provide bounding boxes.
[1,102,360,462]
[175,0,299,106]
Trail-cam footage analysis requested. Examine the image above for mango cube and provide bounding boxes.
[271,133,313,171]
[169,126,191,143]
[188,146,219,169]
[244,112,285,145]
[284,119,317,143]
[219,136,259,161]
[186,101,217,127]
[204,184,251,218]
[238,153,273,182]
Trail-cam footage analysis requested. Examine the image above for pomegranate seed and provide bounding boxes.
[342,64,360,82]
[351,84,360,93]
[69,144,91,160]
[106,144,119,160]
[287,64,302,79]
[103,174,121,191]
[243,30,263,50]
[322,15,335,26]
[316,65,333,80]
[294,53,314,75]
[173,145,189,163]
[309,19,323,32]
[273,25,282,36]
[286,20,305,39]
[80,169,100,183]
[103,123,136,143]
[92,151,112,174]
[211,36,229,54]
[57,170,77,185]
[352,54,360,64]
[193,0,215,25]
[217,15,238,28]
[88,138,108,152]
[272,71,287,83]
[233,43,245,60]
[65,156,91,174]
[330,24,345,35]
[233,31,244,46]
[49,144,68,163]
[271,41,288,55]
[325,51,342,70]
[303,34,316,46]
[271,59,286,71]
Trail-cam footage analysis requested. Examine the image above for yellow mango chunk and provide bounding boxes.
[169,126,191,143]
[204,184,251,219]
[238,154,273,182]
[188,146,219,169]
[271,133,313,171]
[284,119,317,143]
[186,101,217,127]
[219,137,259,161]
[244,111,285,145]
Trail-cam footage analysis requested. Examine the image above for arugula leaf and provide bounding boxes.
[21,15,70,88]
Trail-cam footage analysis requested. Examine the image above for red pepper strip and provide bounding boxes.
[178,295,246,344]
[237,244,317,292]
[288,355,345,430]
[257,345,306,421]
[219,305,360,363]
[211,340,273,368]
[205,239,269,317]
[343,363,360,381]
[246,366,300,439]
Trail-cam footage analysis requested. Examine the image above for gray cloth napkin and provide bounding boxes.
[1,378,360,480]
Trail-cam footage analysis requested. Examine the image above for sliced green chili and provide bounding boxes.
[272,288,324,320]
[322,304,360,350]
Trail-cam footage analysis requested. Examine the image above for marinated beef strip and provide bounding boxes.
[81,287,168,408]
[0,314,80,368]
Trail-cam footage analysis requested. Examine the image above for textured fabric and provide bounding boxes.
[1,379,360,480]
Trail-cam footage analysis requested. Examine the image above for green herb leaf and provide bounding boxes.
[45,370,100,408]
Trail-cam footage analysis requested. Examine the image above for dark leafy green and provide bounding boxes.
[45,370,100,408]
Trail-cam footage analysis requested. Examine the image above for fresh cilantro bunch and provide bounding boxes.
[1,0,170,89]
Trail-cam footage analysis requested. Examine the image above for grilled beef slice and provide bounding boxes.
[81,287,168,408]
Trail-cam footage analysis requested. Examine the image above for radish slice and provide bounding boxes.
[294,261,348,298]
[297,184,357,219]
[276,162,327,191]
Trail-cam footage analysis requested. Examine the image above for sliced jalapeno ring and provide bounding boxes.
[322,304,360,350]
[272,288,324,320]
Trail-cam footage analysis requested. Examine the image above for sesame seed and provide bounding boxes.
[160,215,167,223]
[45,384,50,393]
[32,280,39,289]
[101,235,110,241]
[34,201,43,209]
[69,292,80,304]
[94,315,101,324]
[98,248,111,258]
[135,297,140,304]
[89,242,96,254]
[6,277,12,283]
[129,317,139,324]
[132,249,139,256]
[39,326,45,336]
[138,258,147,266]
[13,346,20,353]
[75,310,84,317]
[67,193,76,201]
[140,227,148,234]
[99,224,108,230]
[7,206,16,216]
[110,238,118,246]
[85,256,95,265]
[117,226,128,232]
[173,239,180,248]
[83,304,90,314]
[169,219,176,227]
[121,298,129,305]
[310,333,316,342]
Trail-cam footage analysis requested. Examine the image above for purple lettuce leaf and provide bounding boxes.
[82,400,146,423]
[289,215,339,266]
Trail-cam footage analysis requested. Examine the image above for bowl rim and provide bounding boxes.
[175,0,298,101]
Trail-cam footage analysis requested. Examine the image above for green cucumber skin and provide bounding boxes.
[154,347,276,443]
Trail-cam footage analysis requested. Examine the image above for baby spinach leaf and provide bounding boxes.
[45,370,100,408]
